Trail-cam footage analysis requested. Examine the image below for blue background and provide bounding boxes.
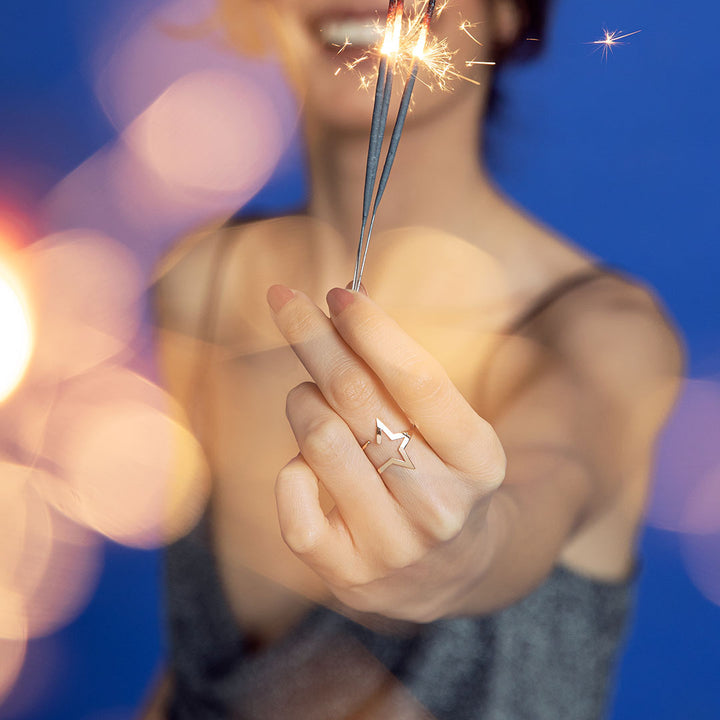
[1,0,718,717]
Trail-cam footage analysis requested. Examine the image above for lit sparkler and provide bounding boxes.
[351,0,439,291]
[590,28,641,60]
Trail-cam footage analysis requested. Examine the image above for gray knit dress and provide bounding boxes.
[164,510,633,720]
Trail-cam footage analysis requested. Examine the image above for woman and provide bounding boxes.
[147,0,682,717]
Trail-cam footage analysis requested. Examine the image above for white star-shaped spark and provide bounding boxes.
[590,28,642,61]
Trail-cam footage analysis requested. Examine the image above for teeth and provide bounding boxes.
[320,19,382,48]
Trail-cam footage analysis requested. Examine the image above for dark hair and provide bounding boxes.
[486,0,551,115]
[502,0,553,62]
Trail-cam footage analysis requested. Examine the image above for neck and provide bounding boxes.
[306,90,501,258]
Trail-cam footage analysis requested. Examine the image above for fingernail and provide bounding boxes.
[344,281,368,296]
[327,287,355,316]
[267,284,295,313]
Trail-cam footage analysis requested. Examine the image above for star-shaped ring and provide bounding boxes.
[361,418,416,474]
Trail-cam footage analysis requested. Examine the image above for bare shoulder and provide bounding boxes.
[151,214,347,344]
[151,220,245,338]
[545,271,684,404]
[534,271,686,578]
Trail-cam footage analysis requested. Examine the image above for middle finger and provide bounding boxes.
[267,285,405,443]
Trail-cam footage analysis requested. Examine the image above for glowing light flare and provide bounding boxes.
[58,401,209,547]
[21,504,102,639]
[645,380,720,535]
[413,21,429,58]
[590,28,642,60]
[0,464,99,645]
[0,465,53,641]
[682,465,720,535]
[391,0,405,54]
[337,1,488,94]
[381,1,399,55]
[23,232,141,381]
[92,0,299,135]
[40,368,210,549]
[354,226,544,396]
[0,261,33,403]
[125,70,284,198]
[681,529,720,609]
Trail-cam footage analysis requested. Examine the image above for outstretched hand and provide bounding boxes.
[267,284,506,622]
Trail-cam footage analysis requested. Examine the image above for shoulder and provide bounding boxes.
[494,268,684,508]
[543,271,684,407]
[151,220,238,337]
[151,213,345,343]
[150,215,298,340]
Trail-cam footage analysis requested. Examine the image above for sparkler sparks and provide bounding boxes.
[345,8,642,288]
[346,1,497,289]
[590,28,642,60]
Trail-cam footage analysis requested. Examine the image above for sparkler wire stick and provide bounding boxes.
[352,0,436,291]
[353,0,402,290]
[354,55,386,288]
[357,60,419,287]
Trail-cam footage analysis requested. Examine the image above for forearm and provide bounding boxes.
[444,448,592,617]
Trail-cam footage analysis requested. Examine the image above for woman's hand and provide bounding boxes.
[266,284,506,622]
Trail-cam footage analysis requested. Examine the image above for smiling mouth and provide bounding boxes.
[314,14,384,52]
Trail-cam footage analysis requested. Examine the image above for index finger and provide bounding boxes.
[326,287,505,482]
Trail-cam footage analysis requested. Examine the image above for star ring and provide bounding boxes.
[361,418,416,474]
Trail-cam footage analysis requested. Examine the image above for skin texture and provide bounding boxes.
[144,0,683,715]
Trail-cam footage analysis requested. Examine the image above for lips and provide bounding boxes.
[309,10,386,52]
[321,17,383,48]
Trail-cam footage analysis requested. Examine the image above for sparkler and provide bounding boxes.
[347,8,639,289]
[353,0,402,292]
[351,0,438,291]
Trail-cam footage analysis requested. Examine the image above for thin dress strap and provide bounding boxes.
[503,264,618,337]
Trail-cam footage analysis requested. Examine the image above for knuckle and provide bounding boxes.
[396,357,446,404]
[418,492,473,545]
[281,522,324,556]
[283,305,318,345]
[425,501,467,543]
[274,462,302,497]
[381,542,422,572]
[302,416,345,460]
[275,468,325,556]
[332,563,376,591]
[329,364,376,412]
[285,381,317,417]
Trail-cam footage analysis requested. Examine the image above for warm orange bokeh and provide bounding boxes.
[0,257,33,403]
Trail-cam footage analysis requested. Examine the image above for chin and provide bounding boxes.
[304,76,377,132]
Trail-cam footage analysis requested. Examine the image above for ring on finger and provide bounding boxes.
[361,417,416,474]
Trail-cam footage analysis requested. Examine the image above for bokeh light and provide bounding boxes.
[39,367,210,548]
[124,69,285,200]
[681,528,720,608]
[0,260,33,403]
[0,462,102,644]
[645,379,720,534]
[0,463,53,641]
[643,378,720,609]
[92,0,293,134]
[23,231,142,381]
